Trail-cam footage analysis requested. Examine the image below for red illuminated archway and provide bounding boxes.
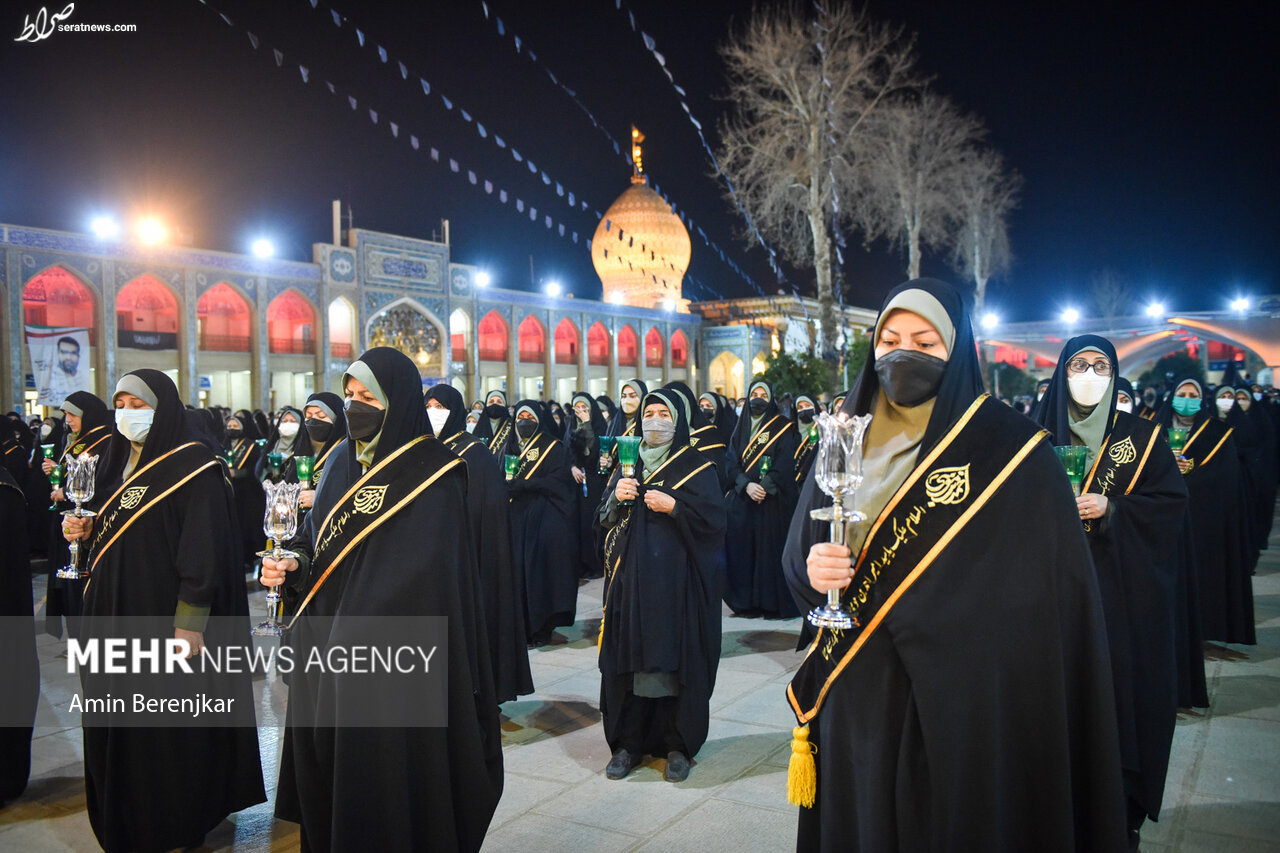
[197,283,251,351]
[671,329,689,368]
[645,327,664,365]
[478,310,508,361]
[23,266,97,344]
[267,290,317,355]
[617,325,638,367]
[518,315,546,363]
[554,318,579,364]
[587,322,609,366]
[117,275,179,349]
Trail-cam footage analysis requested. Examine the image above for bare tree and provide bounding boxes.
[950,147,1020,318]
[1088,268,1134,329]
[856,90,985,280]
[717,3,916,358]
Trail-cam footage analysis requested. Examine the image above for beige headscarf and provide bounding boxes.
[846,290,954,556]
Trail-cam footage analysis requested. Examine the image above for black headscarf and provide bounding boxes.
[423,384,469,439]
[232,409,264,442]
[641,388,692,448]
[1115,377,1137,405]
[840,278,985,464]
[728,378,781,456]
[1032,334,1120,449]
[662,380,710,430]
[609,379,648,437]
[512,399,559,444]
[185,408,224,455]
[304,391,348,460]
[595,395,617,427]
[1153,376,1209,426]
[62,390,111,436]
[570,391,609,437]
[252,410,271,438]
[342,347,430,466]
[100,369,197,483]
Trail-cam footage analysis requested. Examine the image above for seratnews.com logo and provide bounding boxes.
[14,4,138,43]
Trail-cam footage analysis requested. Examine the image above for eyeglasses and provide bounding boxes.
[1066,358,1112,376]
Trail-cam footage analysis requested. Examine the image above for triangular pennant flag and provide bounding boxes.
[529,208,537,221]
[331,9,341,26]
[468,171,477,184]
[654,50,666,66]
[460,109,472,123]
[545,216,552,229]
[499,190,508,203]
[484,180,493,194]
[441,96,453,110]
[494,135,505,148]
[430,148,439,161]
[398,61,408,79]
[377,45,387,63]
[326,81,335,93]
[568,192,575,206]
[516,199,524,212]
[529,50,536,61]
[481,1,489,18]
[299,66,309,83]
[527,161,537,174]
[555,183,564,197]
[629,11,636,30]
[496,18,504,35]
[674,84,686,96]
[420,78,430,95]
[390,122,398,137]
[410,136,419,150]
[273,49,284,67]
[356,29,365,47]
[558,224,565,236]
[219,12,232,26]
[449,159,459,172]
[348,95,358,110]
[572,232,578,244]
[247,32,259,50]
[309,0,316,8]
[477,123,487,138]
[541,171,550,185]
[514,35,522,52]
[512,149,522,162]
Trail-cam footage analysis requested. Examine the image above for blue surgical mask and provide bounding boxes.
[1172,397,1201,417]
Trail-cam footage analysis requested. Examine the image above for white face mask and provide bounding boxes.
[40,424,52,437]
[1067,373,1111,408]
[278,421,300,438]
[1254,392,1263,402]
[116,408,154,443]
[427,407,451,436]
[1116,399,1133,414]
[620,396,639,415]
[1216,397,1235,414]
[465,420,477,433]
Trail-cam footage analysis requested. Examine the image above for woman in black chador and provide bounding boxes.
[567,391,611,580]
[263,347,502,852]
[783,279,1127,852]
[226,409,266,569]
[63,370,264,853]
[43,391,114,638]
[1034,335,1188,849]
[508,400,580,645]
[1155,378,1256,645]
[255,406,313,483]
[472,388,514,455]
[791,394,820,487]
[596,387,725,783]
[723,379,799,618]
[426,382,534,704]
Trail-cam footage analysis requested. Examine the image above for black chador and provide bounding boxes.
[426,383,534,703]
[567,391,612,580]
[791,394,820,486]
[77,370,264,853]
[1155,380,1256,645]
[472,388,515,456]
[723,379,800,618]
[783,280,1127,852]
[275,348,502,852]
[1034,335,1188,836]
[226,409,267,568]
[255,405,313,483]
[507,400,580,644]
[0,466,38,805]
[597,389,725,778]
[665,381,728,476]
[696,392,735,492]
[602,379,648,477]
[44,391,114,639]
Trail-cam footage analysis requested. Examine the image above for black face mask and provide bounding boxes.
[486,403,506,420]
[226,427,243,439]
[345,400,385,441]
[700,406,715,417]
[798,409,815,423]
[516,419,538,439]
[748,397,769,416]
[305,418,332,445]
[874,348,948,407]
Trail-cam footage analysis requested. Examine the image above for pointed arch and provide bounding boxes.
[645,326,664,365]
[670,329,689,368]
[450,307,472,363]
[554,317,579,364]
[617,324,638,367]
[478,310,508,361]
[328,296,355,359]
[364,296,447,376]
[197,282,251,351]
[518,314,546,363]
[117,274,180,349]
[587,321,610,366]
[23,265,97,343]
[268,289,318,354]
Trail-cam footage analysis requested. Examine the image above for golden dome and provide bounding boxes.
[591,175,691,311]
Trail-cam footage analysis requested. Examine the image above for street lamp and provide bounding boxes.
[544,280,561,298]
[981,312,999,331]
[662,298,676,312]
[1060,307,1080,325]
[474,271,491,287]
[135,217,168,245]
[1231,297,1250,313]
[90,215,120,240]
[608,292,625,305]
[251,238,275,259]
[1145,302,1165,318]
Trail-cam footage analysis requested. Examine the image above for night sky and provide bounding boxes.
[1,0,1274,321]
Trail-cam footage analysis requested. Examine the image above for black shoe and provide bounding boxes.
[605,748,638,780]
[664,751,690,782]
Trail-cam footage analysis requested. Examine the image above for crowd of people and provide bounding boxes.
[0,276,1275,851]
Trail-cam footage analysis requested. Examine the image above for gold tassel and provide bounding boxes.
[596,607,605,651]
[787,724,817,808]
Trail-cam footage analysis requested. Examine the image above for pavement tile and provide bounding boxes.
[633,797,797,853]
